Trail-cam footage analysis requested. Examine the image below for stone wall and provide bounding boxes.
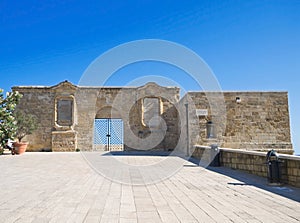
[12,87,55,151]
[13,81,180,152]
[74,87,98,151]
[12,81,293,154]
[75,83,180,151]
[193,146,300,188]
[220,149,268,177]
[52,131,77,152]
[186,92,293,154]
[277,154,300,188]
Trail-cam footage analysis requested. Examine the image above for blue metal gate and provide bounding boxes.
[94,119,124,151]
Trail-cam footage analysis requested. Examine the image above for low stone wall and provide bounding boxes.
[220,149,268,178]
[276,153,300,188]
[193,146,300,188]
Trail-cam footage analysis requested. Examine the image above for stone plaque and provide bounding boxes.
[196,109,208,116]
[57,99,73,126]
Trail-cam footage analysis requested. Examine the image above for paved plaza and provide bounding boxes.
[0,152,299,223]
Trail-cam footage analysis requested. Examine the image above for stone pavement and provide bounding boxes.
[0,152,299,223]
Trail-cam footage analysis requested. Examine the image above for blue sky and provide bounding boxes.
[0,0,299,154]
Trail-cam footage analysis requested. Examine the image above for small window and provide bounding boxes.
[206,121,216,138]
[236,97,241,103]
[143,97,160,127]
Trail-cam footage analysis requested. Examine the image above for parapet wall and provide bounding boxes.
[193,146,300,188]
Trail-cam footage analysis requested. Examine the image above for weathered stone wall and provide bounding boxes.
[12,81,293,154]
[90,83,180,151]
[74,83,180,151]
[13,81,180,152]
[283,156,300,187]
[193,146,300,188]
[52,131,77,152]
[219,149,268,178]
[186,92,293,154]
[12,87,55,151]
[74,87,98,151]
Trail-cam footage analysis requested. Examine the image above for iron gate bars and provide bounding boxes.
[94,119,123,151]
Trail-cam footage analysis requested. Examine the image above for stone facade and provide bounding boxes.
[12,81,293,154]
[13,81,180,152]
[186,92,293,154]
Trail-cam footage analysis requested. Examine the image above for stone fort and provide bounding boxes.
[13,81,293,154]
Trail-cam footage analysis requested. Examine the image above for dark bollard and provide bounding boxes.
[266,150,282,185]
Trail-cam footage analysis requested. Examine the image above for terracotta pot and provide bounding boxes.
[12,142,28,155]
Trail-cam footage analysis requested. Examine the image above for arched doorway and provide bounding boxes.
[93,106,124,151]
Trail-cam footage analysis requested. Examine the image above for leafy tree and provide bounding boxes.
[14,110,38,142]
[0,89,22,153]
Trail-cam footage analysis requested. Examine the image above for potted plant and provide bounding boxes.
[12,110,38,154]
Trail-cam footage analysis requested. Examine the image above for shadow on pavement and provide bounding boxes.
[208,166,300,203]
[100,151,300,202]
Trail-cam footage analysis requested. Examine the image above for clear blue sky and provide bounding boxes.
[1,0,299,154]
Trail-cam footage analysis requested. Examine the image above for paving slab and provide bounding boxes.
[0,152,299,223]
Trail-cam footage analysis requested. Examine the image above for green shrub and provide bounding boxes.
[0,89,22,150]
[14,110,38,142]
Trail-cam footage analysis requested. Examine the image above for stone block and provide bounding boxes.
[52,130,77,152]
